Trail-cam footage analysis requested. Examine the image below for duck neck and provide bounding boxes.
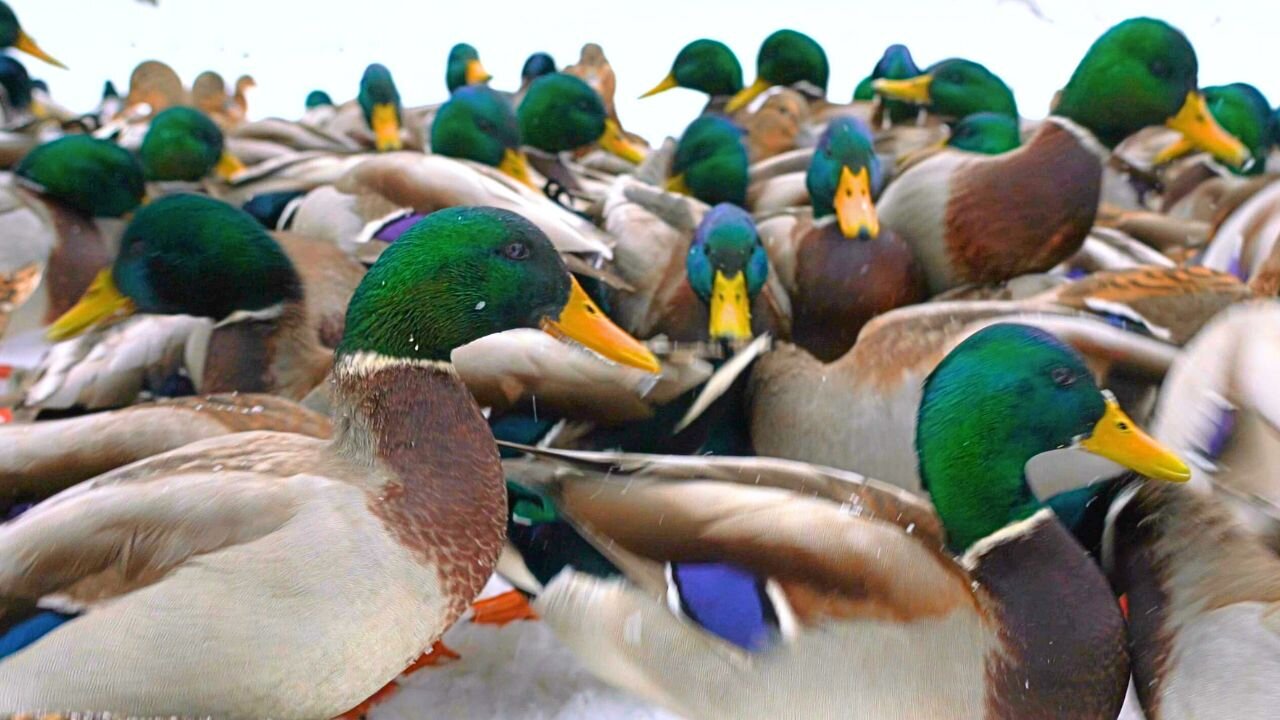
[920,434,1041,554]
[329,351,506,609]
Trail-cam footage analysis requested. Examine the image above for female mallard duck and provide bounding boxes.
[121,60,187,120]
[0,136,143,348]
[666,114,749,206]
[756,117,926,361]
[873,57,1018,124]
[640,39,743,114]
[852,44,923,126]
[446,43,492,94]
[0,206,659,717]
[1153,82,1274,175]
[505,323,1190,720]
[26,195,364,410]
[747,265,1239,490]
[875,18,1249,295]
[0,1,63,69]
[139,106,245,187]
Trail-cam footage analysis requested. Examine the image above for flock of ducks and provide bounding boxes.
[0,2,1276,718]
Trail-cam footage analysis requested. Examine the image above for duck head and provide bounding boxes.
[518,72,644,163]
[16,136,144,218]
[432,85,534,187]
[807,117,882,239]
[305,90,334,109]
[947,112,1022,155]
[0,1,64,69]
[854,44,921,123]
[140,106,245,182]
[668,114,749,207]
[875,58,1017,121]
[726,29,828,113]
[917,324,1190,553]
[1154,83,1273,174]
[686,203,768,342]
[358,63,403,152]
[642,39,743,99]
[447,43,492,93]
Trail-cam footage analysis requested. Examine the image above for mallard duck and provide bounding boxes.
[446,43,492,94]
[873,57,1018,123]
[301,89,335,126]
[139,106,245,186]
[513,51,556,106]
[852,44,922,126]
[191,70,231,121]
[28,195,363,409]
[755,117,925,361]
[945,111,1022,154]
[741,87,812,164]
[504,323,1189,720]
[0,1,64,69]
[1153,82,1274,175]
[0,136,143,351]
[0,55,39,128]
[667,115,749,206]
[358,62,405,152]
[121,60,187,119]
[641,39,744,115]
[430,85,534,187]
[565,43,623,131]
[747,265,1237,490]
[725,29,828,114]
[0,205,659,716]
[876,18,1249,295]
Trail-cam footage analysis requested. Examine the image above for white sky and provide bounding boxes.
[15,0,1279,142]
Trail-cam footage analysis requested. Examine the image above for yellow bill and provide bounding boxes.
[214,151,246,181]
[665,173,690,195]
[498,147,538,189]
[597,119,645,164]
[542,277,661,374]
[872,75,933,104]
[1075,391,1191,482]
[371,103,403,152]
[466,59,492,86]
[47,269,135,341]
[640,72,679,99]
[835,166,879,239]
[708,270,752,341]
[1166,92,1249,169]
[1153,136,1194,165]
[724,77,772,114]
[14,29,66,70]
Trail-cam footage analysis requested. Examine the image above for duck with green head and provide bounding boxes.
[641,39,743,110]
[305,90,333,109]
[667,115,748,206]
[140,106,246,183]
[725,29,828,113]
[1154,82,1274,174]
[358,63,404,152]
[0,206,660,717]
[505,322,1189,719]
[946,111,1022,154]
[517,72,645,168]
[0,1,63,69]
[431,85,534,188]
[877,17,1249,295]
[853,44,922,124]
[446,43,492,93]
[874,57,1018,122]
[0,135,144,341]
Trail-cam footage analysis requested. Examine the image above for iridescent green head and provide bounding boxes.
[670,114,748,207]
[1054,17,1247,167]
[358,63,403,152]
[139,106,226,182]
[641,39,743,99]
[305,90,333,109]
[875,58,1016,120]
[447,43,491,93]
[917,324,1190,552]
[0,1,64,69]
[338,206,659,372]
[518,72,644,162]
[17,136,144,217]
[0,54,32,110]
[726,29,829,112]
[431,86,532,185]
[1194,84,1272,174]
[854,44,921,123]
[686,203,767,341]
[807,117,882,238]
[947,112,1022,155]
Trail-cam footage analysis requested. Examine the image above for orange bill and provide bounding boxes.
[1076,391,1191,482]
[541,277,661,374]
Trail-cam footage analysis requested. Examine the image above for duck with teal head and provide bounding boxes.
[877,18,1250,295]
[0,136,143,349]
[947,111,1022,154]
[641,39,744,114]
[0,206,660,717]
[0,1,63,69]
[667,114,749,207]
[446,43,492,93]
[358,63,404,152]
[854,44,922,125]
[305,90,333,109]
[503,322,1190,719]
[431,85,535,188]
[726,29,828,113]
[1154,82,1274,174]
[140,106,247,184]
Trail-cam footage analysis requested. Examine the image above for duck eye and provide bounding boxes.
[502,242,530,260]
[1051,367,1076,387]
[1149,60,1171,79]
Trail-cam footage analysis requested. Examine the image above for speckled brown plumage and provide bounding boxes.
[332,361,506,623]
[974,517,1129,719]
[946,121,1102,284]
[792,224,927,362]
